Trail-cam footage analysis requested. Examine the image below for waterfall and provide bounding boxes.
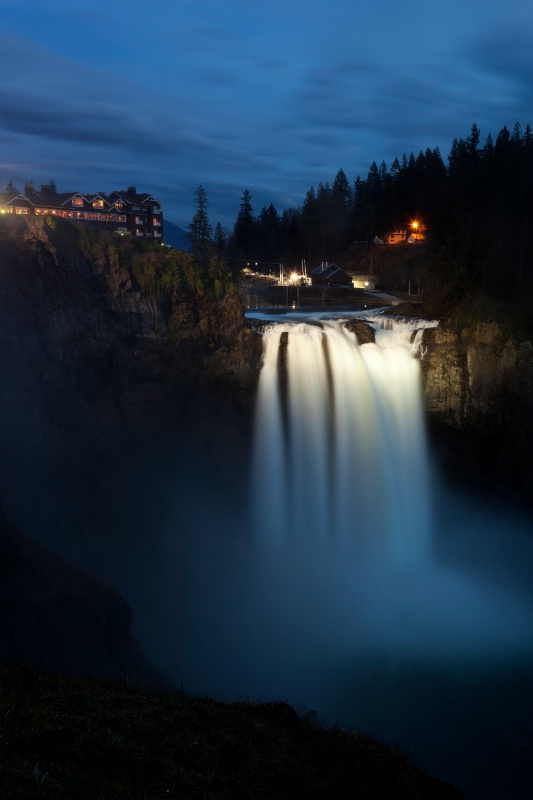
[252,316,437,567]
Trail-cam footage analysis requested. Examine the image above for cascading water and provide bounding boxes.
[252,316,436,566]
[120,307,533,800]
[243,311,533,799]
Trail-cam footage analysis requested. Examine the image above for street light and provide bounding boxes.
[411,220,420,242]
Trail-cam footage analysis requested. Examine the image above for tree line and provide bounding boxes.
[188,122,533,311]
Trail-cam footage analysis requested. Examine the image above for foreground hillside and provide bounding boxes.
[0,666,464,799]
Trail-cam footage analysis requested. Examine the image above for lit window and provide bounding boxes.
[92,199,104,208]
[72,197,84,207]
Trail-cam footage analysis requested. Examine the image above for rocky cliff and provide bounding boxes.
[0,216,262,677]
[421,322,533,504]
[0,217,262,529]
[0,502,168,684]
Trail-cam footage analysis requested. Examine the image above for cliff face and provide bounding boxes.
[0,217,262,678]
[420,322,533,502]
[0,218,262,535]
[0,505,169,684]
[0,215,260,428]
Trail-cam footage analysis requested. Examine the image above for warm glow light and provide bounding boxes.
[411,220,422,241]
[291,272,298,282]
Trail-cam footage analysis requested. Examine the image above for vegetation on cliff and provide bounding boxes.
[0,666,464,799]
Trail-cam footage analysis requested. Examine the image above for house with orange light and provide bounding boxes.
[385,222,425,245]
[0,184,163,240]
[385,230,407,245]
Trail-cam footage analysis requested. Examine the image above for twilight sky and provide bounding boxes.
[1,0,532,229]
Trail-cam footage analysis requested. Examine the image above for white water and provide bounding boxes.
[252,317,435,566]
[87,311,533,800]
[233,314,533,798]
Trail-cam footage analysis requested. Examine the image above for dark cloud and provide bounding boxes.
[466,25,533,77]
[1,3,533,228]
[0,89,172,151]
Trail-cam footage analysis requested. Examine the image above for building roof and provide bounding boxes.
[0,185,162,211]
[310,262,352,284]
[110,188,162,208]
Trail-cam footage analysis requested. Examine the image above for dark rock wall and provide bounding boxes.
[0,218,262,545]
[0,217,262,678]
[421,322,533,504]
[0,506,168,684]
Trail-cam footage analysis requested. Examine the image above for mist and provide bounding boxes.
[88,317,533,800]
[6,313,533,800]
[96,465,531,800]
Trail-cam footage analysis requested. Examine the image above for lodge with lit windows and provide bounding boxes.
[0,183,163,240]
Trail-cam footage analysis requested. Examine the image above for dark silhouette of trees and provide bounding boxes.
[187,185,213,260]
[201,120,533,314]
[256,203,281,261]
[231,189,256,258]
[213,222,229,255]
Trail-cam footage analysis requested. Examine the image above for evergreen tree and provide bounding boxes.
[187,185,213,259]
[482,133,495,159]
[465,123,481,159]
[332,169,351,213]
[232,189,255,256]
[301,187,319,257]
[257,203,280,261]
[331,169,352,250]
[213,222,228,253]
[366,161,381,204]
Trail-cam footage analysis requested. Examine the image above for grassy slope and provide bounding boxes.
[0,666,465,800]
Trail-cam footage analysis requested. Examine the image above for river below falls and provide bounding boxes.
[121,476,533,800]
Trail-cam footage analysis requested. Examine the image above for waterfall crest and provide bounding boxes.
[252,316,437,566]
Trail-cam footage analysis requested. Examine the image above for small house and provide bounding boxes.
[310,262,352,286]
[385,230,407,245]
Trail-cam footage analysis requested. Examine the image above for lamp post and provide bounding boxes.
[412,220,420,242]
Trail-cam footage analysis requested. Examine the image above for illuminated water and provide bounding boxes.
[162,312,533,799]
[252,316,435,565]
[75,310,533,800]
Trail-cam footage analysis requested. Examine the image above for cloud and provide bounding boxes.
[2,3,533,229]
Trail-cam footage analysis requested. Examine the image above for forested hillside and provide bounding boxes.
[214,122,533,324]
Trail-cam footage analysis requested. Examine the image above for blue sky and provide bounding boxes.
[1,0,532,229]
